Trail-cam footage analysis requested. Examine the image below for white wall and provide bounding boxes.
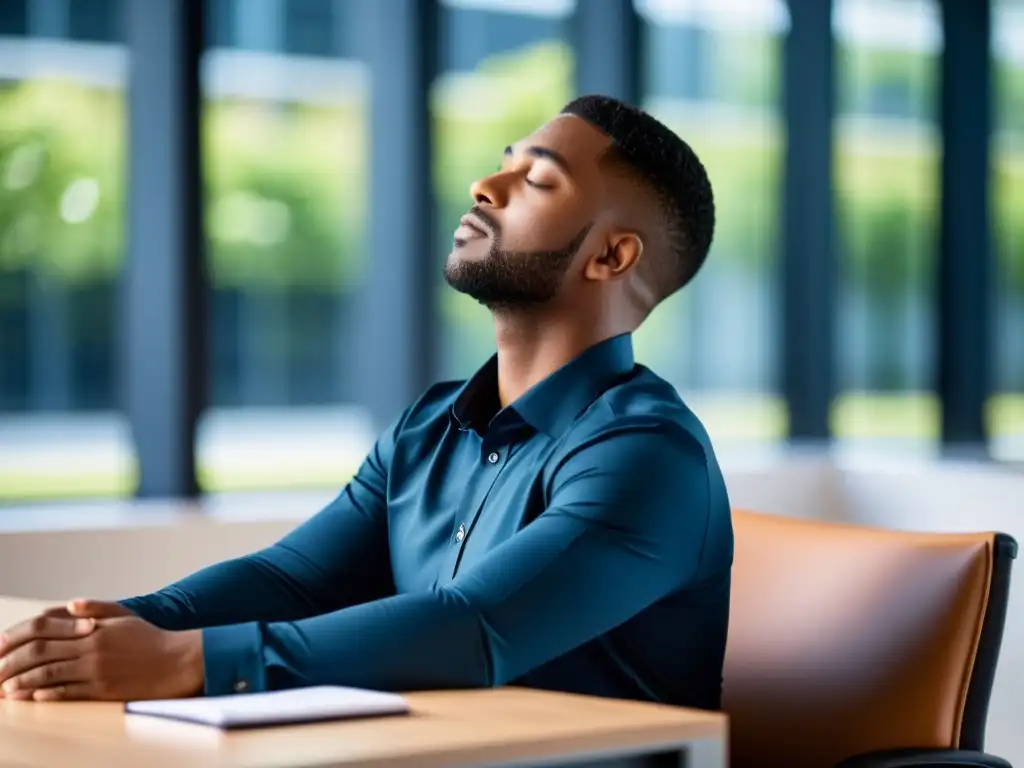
[0,493,333,600]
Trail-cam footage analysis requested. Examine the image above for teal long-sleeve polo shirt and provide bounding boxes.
[119,333,734,709]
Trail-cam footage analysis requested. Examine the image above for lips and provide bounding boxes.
[453,213,490,245]
[458,214,489,238]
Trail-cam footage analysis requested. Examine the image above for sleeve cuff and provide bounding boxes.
[116,596,146,617]
[116,592,184,630]
[201,623,267,697]
[117,595,176,629]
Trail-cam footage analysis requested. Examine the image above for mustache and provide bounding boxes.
[467,205,500,237]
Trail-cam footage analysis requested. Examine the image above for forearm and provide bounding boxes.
[121,542,392,631]
[201,588,491,695]
[118,555,309,631]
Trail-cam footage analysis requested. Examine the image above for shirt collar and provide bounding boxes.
[451,333,636,438]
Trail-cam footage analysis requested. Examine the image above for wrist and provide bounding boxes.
[176,629,205,697]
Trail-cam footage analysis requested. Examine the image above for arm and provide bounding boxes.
[199,421,717,696]
[118,414,403,632]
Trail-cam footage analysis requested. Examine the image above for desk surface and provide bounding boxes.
[0,598,726,768]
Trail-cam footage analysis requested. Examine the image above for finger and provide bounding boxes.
[41,606,73,619]
[0,616,95,657]
[32,683,94,702]
[4,658,90,695]
[66,599,131,619]
[0,635,88,688]
[4,689,35,701]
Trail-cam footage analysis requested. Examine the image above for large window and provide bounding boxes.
[433,0,576,380]
[3,0,1018,507]
[832,0,941,455]
[636,0,787,448]
[198,0,372,491]
[0,0,130,501]
[991,0,1024,461]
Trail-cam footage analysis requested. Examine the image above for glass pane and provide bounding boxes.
[0,0,131,503]
[832,0,941,455]
[434,0,575,379]
[991,0,1024,461]
[636,0,787,449]
[199,0,372,492]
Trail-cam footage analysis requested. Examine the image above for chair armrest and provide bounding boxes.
[834,748,1012,768]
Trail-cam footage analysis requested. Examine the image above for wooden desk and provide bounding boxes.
[0,598,726,768]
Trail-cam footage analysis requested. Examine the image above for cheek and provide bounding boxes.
[502,197,584,250]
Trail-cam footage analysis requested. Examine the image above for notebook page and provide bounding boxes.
[125,686,410,728]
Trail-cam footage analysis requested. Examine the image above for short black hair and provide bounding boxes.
[561,94,715,303]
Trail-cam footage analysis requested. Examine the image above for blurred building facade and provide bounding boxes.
[0,0,1021,501]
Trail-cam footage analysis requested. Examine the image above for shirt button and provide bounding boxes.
[487,452,500,464]
[455,524,466,542]
[233,680,249,693]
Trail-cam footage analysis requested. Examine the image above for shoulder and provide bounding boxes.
[547,365,730,513]
[548,366,732,564]
[392,379,465,432]
[367,380,465,457]
[560,365,717,462]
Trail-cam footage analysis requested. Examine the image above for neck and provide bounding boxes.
[490,304,626,407]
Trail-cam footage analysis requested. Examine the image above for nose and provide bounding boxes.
[470,171,509,209]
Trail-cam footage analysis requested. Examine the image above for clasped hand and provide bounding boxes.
[0,599,203,702]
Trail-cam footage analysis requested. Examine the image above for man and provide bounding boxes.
[0,95,732,708]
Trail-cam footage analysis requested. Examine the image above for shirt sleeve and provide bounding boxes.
[117,413,402,632]
[200,421,714,696]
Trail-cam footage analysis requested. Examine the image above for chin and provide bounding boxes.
[445,252,467,275]
[450,238,489,261]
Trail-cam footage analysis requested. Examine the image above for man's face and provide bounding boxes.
[444,115,612,310]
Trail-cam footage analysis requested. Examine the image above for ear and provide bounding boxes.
[583,231,643,282]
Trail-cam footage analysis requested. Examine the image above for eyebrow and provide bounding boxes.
[504,144,572,174]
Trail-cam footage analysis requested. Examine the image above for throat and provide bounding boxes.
[492,319,595,407]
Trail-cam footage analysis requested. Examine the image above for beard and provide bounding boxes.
[444,211,592,311]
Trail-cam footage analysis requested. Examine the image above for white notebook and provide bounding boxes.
[124,686,410,729]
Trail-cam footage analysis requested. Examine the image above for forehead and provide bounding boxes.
[516,115,612,176]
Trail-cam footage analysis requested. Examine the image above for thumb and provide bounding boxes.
[66,598,132,619]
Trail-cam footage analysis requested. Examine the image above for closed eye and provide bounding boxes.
[495,165,554,191]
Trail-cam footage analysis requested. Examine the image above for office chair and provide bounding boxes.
[724,509,1017,768]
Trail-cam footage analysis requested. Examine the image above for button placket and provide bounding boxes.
[448,444,514,579]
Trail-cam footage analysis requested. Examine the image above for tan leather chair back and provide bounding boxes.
[724,509,1001,768]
